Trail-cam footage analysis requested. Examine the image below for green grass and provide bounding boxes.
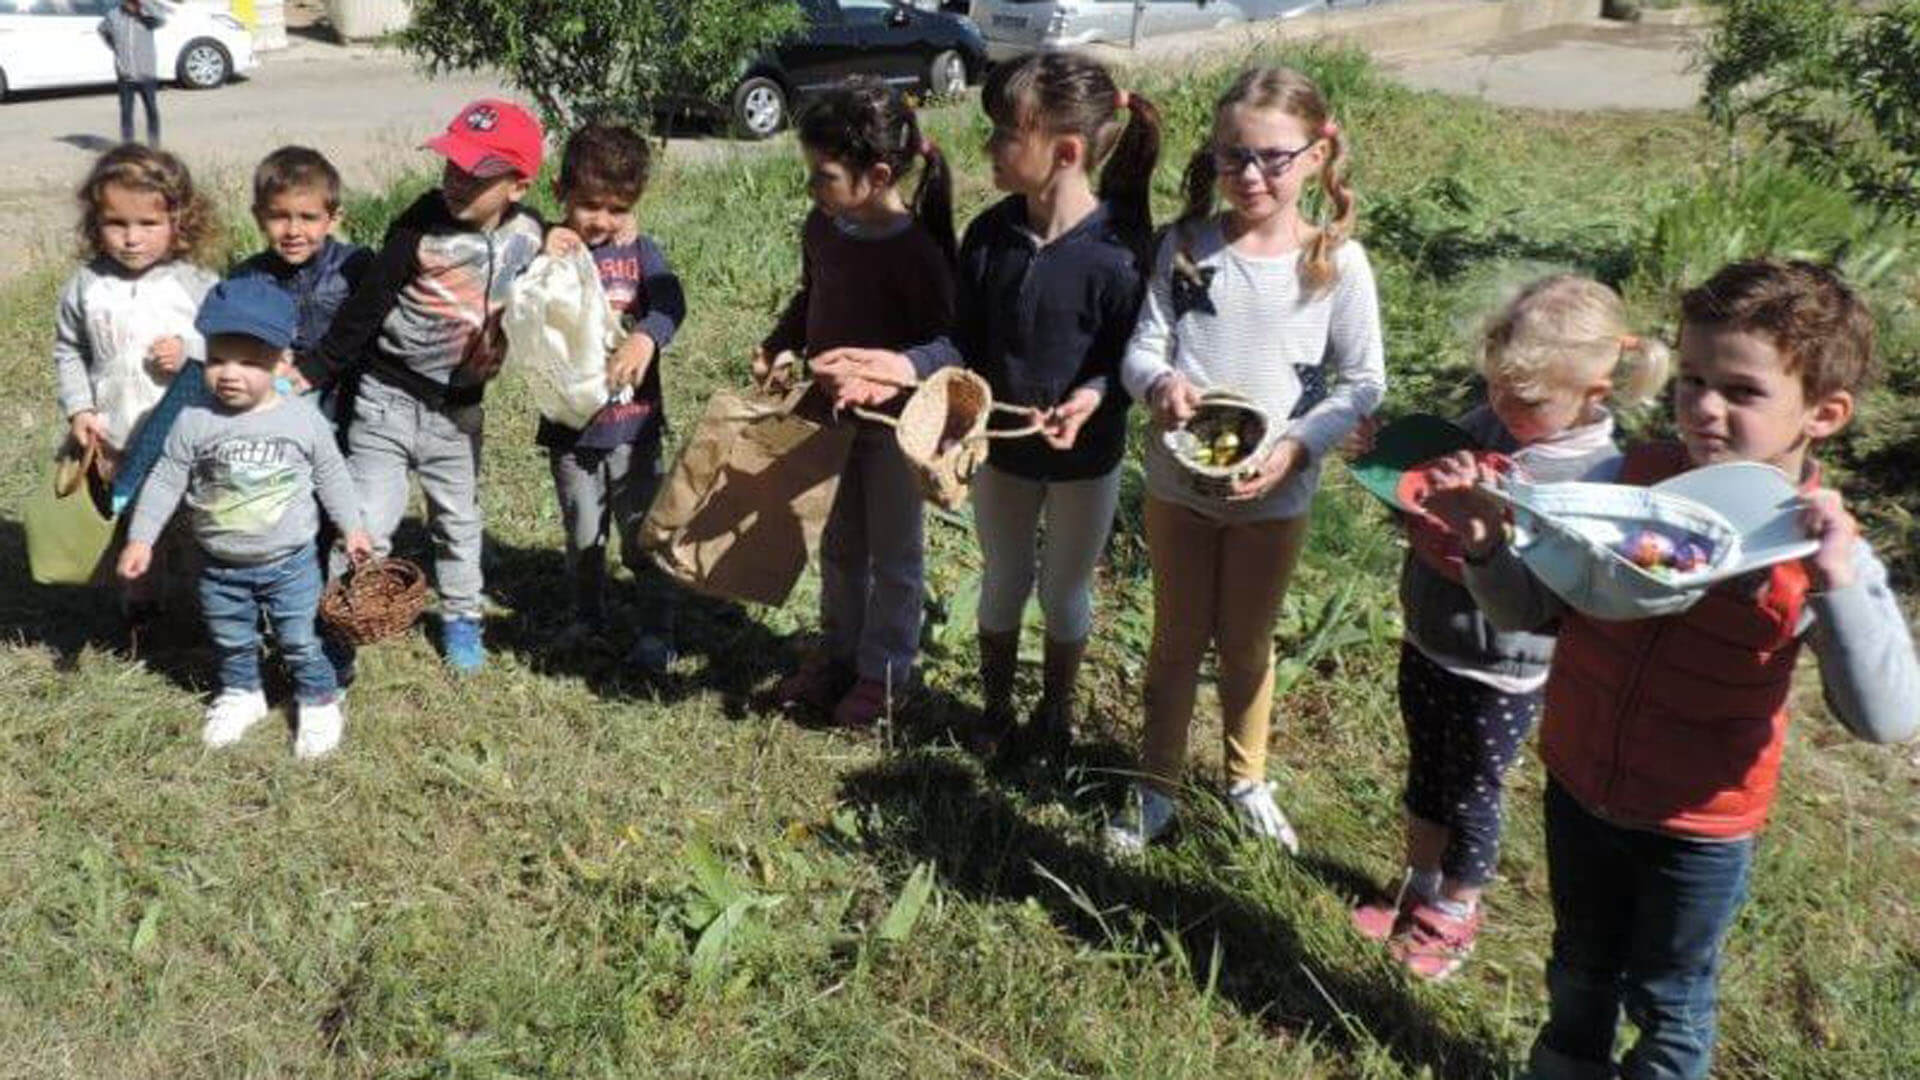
[2,44,1918,1079]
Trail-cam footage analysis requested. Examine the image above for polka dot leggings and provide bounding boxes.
[1399,641,1542,887]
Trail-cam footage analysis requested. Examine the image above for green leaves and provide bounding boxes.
[403,0,804,132]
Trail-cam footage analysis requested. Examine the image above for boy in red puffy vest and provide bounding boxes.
[1428,259,1918,1080]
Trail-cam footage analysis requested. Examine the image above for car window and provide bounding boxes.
[838,0,897,10]
[798,0,835,20]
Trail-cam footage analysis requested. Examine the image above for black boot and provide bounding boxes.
[968,629,1020,757]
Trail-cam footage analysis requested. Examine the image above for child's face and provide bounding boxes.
[986,120,1070,196]
[97,181,174,273]
[254,185,339,267]
[560,188,638,248]
[1674,324,1853,477]
[440,162,531,228]
[1489,372,1605,446]
[1212,105,1324,224]
[204,335,284,412]
[803,149,887,218]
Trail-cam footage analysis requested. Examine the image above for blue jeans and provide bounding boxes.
[1527,779,1755,1080]
[198,546,337,706]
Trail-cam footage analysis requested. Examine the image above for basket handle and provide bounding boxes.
[54,439,100,498]
[848,407,900,428]
[980,407,1047,440]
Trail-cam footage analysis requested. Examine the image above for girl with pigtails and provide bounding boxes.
[1108,65,1387,854]
[756,76,957,730]
[843,50,1163,763]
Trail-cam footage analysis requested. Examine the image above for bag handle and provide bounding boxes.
[54,439,100,499]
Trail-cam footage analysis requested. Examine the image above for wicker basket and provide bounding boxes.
[320,558,429,646]
[858,368,1044,510]
[1163,391,1270,499]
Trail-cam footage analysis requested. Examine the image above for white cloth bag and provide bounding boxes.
[503,247,627,430]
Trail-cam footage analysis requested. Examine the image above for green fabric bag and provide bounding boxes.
[1349,414,1480,512]
[25,444,118,587]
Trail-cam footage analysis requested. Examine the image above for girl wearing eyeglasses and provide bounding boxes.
[1108,65,1386,855]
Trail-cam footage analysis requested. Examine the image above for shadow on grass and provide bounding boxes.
[0,517,213,693]
[837,751,1510,1080]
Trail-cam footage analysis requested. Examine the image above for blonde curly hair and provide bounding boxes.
[1481,275,1671,407]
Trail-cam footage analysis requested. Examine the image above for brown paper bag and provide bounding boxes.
[642,378,854,606]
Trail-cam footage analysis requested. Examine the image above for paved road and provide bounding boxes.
[1384,18,1705,111]
[0,39,511,275]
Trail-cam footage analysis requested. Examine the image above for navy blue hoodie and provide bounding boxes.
[908,196,1144,482]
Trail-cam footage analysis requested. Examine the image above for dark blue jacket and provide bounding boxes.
[908,196,1144,482]
[231,237,374,356]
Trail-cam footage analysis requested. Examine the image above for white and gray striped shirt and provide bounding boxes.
[1121,218,1387,522]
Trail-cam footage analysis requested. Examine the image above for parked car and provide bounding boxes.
[0,0,256,100]
[692,0,990,140]
[968,0,1334,60]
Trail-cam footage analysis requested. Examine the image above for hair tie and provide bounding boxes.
[1619,334,1643,351]
[1319,120,1340,140]
[1116,89,1132,112]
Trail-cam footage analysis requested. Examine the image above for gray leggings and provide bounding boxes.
[550,438,671,631]
[971,464,1121,643]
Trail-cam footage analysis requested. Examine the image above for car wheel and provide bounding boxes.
[177,39,232,90]
[731,76,788,140]
[927,49,967,98]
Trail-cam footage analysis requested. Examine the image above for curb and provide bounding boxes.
[1087,0,1601,68]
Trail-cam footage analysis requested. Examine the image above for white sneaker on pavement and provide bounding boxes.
[294,699,345,760]
[1228,779,1300,855]
[201,689,269,747]
[1103,783,1177,855]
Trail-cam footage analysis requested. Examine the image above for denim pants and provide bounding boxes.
[820,420,924,689]
[1527,779,1755,1080]
[549,437,673,634]
[116,78,159,145]
[198,545,336,705]
[336,373,485,618]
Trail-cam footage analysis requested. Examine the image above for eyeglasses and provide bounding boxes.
[1212,143,1313,178]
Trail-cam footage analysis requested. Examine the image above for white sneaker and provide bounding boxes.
[1228,779,1300,855]
[1103,783,1177,855]
[201,689,269,747]
[294,699,345,760]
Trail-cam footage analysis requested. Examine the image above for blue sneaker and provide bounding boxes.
[441,615,486,673]
[626,632,677,676]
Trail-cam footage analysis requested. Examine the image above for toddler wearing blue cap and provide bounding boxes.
[118,279,375,759]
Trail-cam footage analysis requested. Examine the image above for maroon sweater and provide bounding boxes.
[762,210,955,357]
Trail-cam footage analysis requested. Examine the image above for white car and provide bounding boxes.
[968,0,1339,60]
[0,0,256,100]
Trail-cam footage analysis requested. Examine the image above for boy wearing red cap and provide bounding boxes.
[292,99,548,673]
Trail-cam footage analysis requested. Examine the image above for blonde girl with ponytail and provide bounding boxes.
[1112,65,1386,854]
[1350,274,1670,981]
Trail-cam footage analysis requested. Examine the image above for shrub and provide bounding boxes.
[404,0,804,132]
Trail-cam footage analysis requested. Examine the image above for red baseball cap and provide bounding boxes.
[424,99,544,179]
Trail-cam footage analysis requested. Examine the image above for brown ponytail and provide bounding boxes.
[981,51,1161,259]
[1178,65,1355,294]
[795,75,956,265]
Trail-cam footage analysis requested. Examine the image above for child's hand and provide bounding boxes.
[544,227,584,257]
[1041,388,1101,450]
[1800,488,1860,591]
[810,347,914,409]
[1148,372,1200,431]
[147,335,185,376]
[343,530,376,565]
[1422,450,1507,560]
[1339,415,1380,460]
[117,540,154,582]
[1227,437,1306,501]
[68,410,106,451]
[608,332,656,391]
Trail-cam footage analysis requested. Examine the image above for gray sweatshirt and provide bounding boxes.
[52,257,216,447]
[129,397,362,566]
[98,4,164,82]
[1461,452,1920,745]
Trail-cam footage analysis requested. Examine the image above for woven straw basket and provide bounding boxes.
[320,558,429,646]
[1163,391,1271,499]
[857,368,1044,510]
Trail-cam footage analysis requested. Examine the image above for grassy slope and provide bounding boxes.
[1,46,1917,1080]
